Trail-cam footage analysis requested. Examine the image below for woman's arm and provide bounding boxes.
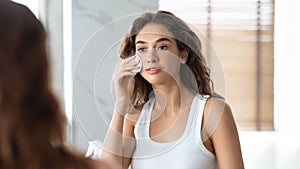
[122,111,140,167]
[101,107,141,169]
[204,98,244,169]
[101,109,125,169]
[101,110,137,169]
[101,56,140,169]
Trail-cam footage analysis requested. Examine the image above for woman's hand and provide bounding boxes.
[113,55,140,114]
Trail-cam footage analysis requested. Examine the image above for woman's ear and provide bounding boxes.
[180,49,189,63]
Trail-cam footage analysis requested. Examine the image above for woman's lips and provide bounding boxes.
[145,67,161,74]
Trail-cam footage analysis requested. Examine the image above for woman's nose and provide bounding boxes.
[146,49,159,63]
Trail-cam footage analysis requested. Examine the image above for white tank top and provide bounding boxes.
[131,94,218,169]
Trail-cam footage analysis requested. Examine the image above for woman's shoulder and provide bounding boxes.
[203,95,232,119]
[202,95,233,138]
[204,94,230,109]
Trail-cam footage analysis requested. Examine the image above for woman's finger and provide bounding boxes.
[115,59,140,72]
[113,69,135,81]
[120,55,137,65]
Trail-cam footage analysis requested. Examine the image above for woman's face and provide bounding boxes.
[135,23,186,86]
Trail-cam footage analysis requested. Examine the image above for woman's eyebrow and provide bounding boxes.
[155,37,172,43]
[135,37,172,45]
[135,40,146,45]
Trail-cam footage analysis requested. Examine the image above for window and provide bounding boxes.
[160,0,274,130]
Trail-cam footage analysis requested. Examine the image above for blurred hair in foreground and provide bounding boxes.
[0,1,109,169]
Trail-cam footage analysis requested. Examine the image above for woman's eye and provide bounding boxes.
[137,48,146,52]
[158,46,168,50]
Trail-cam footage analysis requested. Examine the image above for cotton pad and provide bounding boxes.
[130,54,142,74]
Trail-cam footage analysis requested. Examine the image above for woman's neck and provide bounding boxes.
[152,81,195,116]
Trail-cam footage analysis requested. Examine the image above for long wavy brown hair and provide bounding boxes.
[119,11,217,105]
[0,1,93,169]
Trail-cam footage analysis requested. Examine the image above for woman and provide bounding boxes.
[0,1,110,169]
[101,11,244,169]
